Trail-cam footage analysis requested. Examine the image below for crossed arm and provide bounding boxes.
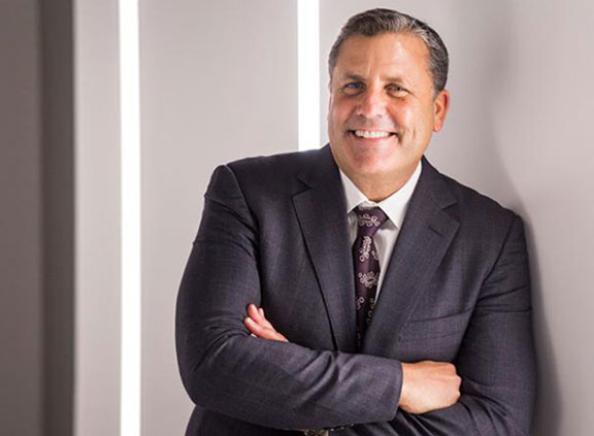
[176,164,536,435]
[243,303,462,416]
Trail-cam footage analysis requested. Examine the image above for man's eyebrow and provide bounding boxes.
[339,73,407,84]
[339,73,366,82]
[384,76,406,83]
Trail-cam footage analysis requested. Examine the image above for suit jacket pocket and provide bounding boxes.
[399,308,472,341]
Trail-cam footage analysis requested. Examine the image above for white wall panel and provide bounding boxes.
[74,1,121,435]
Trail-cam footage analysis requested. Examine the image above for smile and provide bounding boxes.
[349,129,396,139]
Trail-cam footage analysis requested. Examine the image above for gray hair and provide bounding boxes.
[328,8,449,94]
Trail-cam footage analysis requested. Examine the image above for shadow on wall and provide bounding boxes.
[525,218,561,436]
[443,2,562,434]
[475,3,561,434]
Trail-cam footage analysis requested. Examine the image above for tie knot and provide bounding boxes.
[355,205,388,237]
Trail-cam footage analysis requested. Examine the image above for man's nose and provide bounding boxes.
[355,88,388,119]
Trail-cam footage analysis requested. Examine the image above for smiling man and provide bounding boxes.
[327,31,448,203]
[176,8,536,436]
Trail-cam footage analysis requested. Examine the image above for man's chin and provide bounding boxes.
[346,141,402,163]
[347,161,392,179]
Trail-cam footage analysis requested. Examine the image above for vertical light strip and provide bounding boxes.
[297,0,320,150]
[119,0,141,436]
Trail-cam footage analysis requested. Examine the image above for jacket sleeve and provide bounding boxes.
[390,214,537,435]
[175,164,404,431]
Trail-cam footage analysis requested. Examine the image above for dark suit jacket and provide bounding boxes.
[175,144,536,435]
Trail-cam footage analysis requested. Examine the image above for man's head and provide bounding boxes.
[328,9,449,96]
[327,9,450,198]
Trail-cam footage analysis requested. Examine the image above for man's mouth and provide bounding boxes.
[348,129,397,139]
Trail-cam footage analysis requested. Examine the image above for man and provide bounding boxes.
[176,8,536,436]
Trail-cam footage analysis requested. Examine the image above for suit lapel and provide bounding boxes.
[362,156,460,355]
[292,145,358,353]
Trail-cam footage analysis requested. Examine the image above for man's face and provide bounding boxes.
[327,32,449,182]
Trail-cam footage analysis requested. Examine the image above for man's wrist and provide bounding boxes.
[398,361,409,410]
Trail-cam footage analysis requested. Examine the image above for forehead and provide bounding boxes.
[334,32,430,78]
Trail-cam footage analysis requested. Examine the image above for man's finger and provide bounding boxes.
[246,304,263,325]
[247,304,263,321]
[247,304,274,329]
[245,304,289,342]
[244,317,286,341]
[257,307,275,329]
[244,316,267,336]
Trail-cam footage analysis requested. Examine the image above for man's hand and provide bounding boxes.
[244,304,288,342]
[244,305,460,415]
[399,360,461,414]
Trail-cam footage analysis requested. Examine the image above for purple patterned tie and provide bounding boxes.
[353,205,388,351]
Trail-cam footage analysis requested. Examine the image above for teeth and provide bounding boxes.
[354,130,391,139]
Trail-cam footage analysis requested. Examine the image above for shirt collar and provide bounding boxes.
[339,160,423,229]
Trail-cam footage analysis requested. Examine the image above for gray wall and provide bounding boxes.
[145,1,594,434]
[40,0,75,435]
[0,1,43,435]
[2,1,593,435]
[139,1,297,435]
[1,1,75,435]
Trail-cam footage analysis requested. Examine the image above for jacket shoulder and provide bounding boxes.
[435,168,522,239]
[223,148,320,194]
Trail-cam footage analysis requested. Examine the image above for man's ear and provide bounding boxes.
[433,89,450,132]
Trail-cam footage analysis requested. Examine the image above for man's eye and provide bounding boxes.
[388,84,407,95]
[343,82,363,92]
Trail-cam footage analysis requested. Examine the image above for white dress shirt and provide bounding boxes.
[339,160,422,299]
